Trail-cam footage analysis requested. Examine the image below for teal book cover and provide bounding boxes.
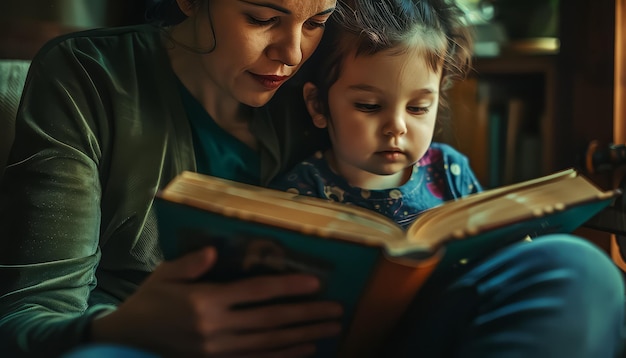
[155,169,620,357]
[155,197,438,357]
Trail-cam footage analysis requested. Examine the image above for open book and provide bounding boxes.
[155,168,620,358]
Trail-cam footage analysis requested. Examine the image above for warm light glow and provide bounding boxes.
[616,0,625,145]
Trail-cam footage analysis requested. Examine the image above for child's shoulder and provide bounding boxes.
[271,151,330,186]
[298,150,328,170]
[419,142,470,166]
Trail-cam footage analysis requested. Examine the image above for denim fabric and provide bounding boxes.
[388,234,625,358]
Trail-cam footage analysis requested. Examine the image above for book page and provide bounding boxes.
[159,172,406,246]
[397,170,615,253]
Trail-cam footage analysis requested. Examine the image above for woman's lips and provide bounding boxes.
[250,74,289,90]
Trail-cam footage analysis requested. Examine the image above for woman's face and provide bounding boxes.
[183,0,336,108]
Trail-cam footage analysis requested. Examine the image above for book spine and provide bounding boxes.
[337,254,440,357]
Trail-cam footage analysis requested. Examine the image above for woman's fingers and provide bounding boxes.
[153,246,218,282]
[225,300,343,331]
[220,274,322,303]
[188,276,343,356]
[201,274,343,331]
[115,250,344,356]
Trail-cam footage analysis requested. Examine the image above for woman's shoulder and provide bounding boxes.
[33,24,164,68]
[25,24,176,101]
[40,24,160,48]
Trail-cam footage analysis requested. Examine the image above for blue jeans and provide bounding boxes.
[388,234,626,357]
[63,234,625,358]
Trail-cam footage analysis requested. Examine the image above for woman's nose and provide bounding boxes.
[268,30,303,67]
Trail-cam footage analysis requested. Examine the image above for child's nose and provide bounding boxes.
[384,115,408,136]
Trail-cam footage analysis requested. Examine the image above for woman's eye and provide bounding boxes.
[247,16,278,26]
[355,103,380,112]
[305,20,327,30]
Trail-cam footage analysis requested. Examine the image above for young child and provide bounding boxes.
[271,0,481,228]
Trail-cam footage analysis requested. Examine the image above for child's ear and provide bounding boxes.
[303,82,328,129]
[175,0,199,17]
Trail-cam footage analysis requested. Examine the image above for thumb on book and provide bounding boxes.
[156,246,218,282]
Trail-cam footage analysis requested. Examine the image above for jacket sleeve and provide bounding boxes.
[0,37,116,357]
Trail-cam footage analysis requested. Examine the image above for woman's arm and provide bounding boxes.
[0,38,115,356]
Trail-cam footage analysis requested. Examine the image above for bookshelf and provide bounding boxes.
[442,0,618,191]
[442,0,623,253]
[442,51,557,188]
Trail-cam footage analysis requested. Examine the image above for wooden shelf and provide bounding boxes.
[473,54,556,75]
[445,0,622,255]
[445,53,558,188]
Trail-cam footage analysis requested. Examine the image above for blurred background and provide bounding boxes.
[0,0,146,59]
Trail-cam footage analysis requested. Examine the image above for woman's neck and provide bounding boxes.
[164,26,258,150]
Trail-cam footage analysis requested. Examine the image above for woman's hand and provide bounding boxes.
[90,247,343,357]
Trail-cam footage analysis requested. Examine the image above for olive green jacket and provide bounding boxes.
[0,24,325,356]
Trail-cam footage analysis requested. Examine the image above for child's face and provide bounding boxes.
[320,47,441,188]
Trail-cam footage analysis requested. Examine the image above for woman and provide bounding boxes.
[0,0,342,356]
[0,0,623,357]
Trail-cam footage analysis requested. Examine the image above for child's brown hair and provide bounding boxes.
[310,0,473,123]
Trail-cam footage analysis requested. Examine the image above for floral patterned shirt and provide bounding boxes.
[271,142,482,229]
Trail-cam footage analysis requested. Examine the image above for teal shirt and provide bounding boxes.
[178,81,261,185]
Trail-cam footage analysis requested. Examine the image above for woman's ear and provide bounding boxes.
[175,0,199,17]
[303,82,328,129]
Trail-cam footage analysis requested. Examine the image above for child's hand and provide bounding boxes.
[90,247,343,357]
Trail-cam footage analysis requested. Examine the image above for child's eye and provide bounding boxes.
[355,103,380,112]
[407,106,430,115]
[247,15,278,26]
